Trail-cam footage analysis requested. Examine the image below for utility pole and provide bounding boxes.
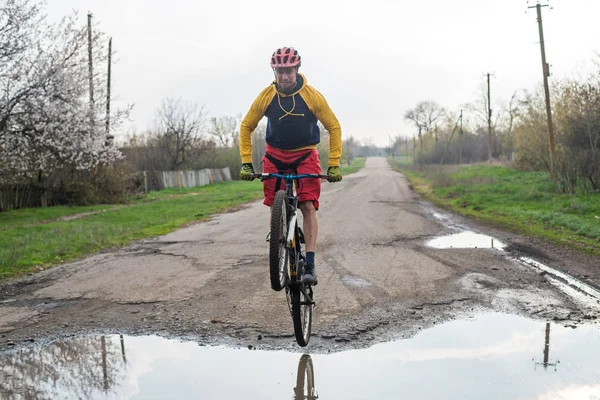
[459,109,463,165]
[534,322,558,371]
[105,37,113,145]
[120,334,127,364]
[543,322,550,367]
[87,12,95,131]
[101,335,109,390]
[439,113,462,165]
[418,125,423,165]
[528,1,556,175]
[434,125,438,156]
[486,73,493,164]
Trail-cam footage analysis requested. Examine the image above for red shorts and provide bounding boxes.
[262,146,322,210]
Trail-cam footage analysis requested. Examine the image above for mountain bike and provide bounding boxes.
[253,172,328,347]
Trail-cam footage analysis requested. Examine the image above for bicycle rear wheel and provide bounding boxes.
[290,261,313,347]
[269,190,289,291]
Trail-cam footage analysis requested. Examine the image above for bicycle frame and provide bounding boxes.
[256,173,328,278]
[283,180,299,248]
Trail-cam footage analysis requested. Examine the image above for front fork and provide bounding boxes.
[287,208,306,278]
[286,223,314,306]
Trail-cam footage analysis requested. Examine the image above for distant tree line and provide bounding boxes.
[399,59,600,193]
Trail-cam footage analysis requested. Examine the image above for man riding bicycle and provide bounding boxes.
[239,46,343,286]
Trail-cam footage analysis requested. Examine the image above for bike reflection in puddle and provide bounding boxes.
[294,354,318,400]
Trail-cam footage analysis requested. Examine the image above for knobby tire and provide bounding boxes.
[269,190,289,291]
[291,260,313,347]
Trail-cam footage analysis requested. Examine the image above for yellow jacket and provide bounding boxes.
[239,73,342,167]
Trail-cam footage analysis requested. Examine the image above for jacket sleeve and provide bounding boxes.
[240,86,273,164]
[305,87,342,167]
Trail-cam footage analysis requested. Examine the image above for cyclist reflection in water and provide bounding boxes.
[294,354,318,400]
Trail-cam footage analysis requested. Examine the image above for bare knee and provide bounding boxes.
[299,201,316,217]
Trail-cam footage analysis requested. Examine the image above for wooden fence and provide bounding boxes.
[0,184,53,211]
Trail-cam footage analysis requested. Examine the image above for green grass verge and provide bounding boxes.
[0,204,112,231]
[387,155,414,165]
[387,158,600,255]
[341,157,366,175]
[0,181,263,279]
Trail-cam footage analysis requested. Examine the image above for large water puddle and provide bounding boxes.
[1,313,599,399]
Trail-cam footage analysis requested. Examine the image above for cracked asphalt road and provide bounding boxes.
[1,157,599,352]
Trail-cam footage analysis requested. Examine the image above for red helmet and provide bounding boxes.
[270,47,301,69]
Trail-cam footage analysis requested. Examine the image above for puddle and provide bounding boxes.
[425,228,600,302]
[426,231,506,250]
[1,313,600,399]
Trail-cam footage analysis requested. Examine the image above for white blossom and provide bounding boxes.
[0,0,131,185]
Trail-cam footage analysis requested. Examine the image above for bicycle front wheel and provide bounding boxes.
[291,262,313,347]
[269,190,289,291]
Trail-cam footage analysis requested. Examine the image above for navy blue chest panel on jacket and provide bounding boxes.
[264,93,321,150]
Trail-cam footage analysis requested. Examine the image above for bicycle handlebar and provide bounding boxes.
[252,173,329,181]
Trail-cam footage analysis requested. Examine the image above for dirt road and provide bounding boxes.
[1,157,599,352]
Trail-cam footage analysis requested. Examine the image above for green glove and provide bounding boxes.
[240,163,255,181]
[327,166,342,182]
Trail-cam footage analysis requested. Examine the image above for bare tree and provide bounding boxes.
[464,83,494,129]
[463,85,521,161]
[558,78,600,191]
[404,101,446,163]
[209,115,239,148]
[404,101,446,133]
[343,135,360,162]
[155,98,207,170]
[502,91,521,136]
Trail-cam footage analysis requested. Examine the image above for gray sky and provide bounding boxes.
[48,0,600,147]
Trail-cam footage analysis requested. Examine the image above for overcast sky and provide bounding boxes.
[47,0,600,147]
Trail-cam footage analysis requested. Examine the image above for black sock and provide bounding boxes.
[306,252,315,265]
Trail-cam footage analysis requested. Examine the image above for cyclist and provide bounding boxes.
[239,46,343,286]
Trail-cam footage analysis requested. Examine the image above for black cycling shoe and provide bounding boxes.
[301,262,318,286]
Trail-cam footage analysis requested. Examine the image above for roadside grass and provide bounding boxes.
[387,158,600,255]
[341,157,366,175]
[0,204,112,231]
[0,180,263,279]
[387,155,413,165]
[0,157,367,280]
